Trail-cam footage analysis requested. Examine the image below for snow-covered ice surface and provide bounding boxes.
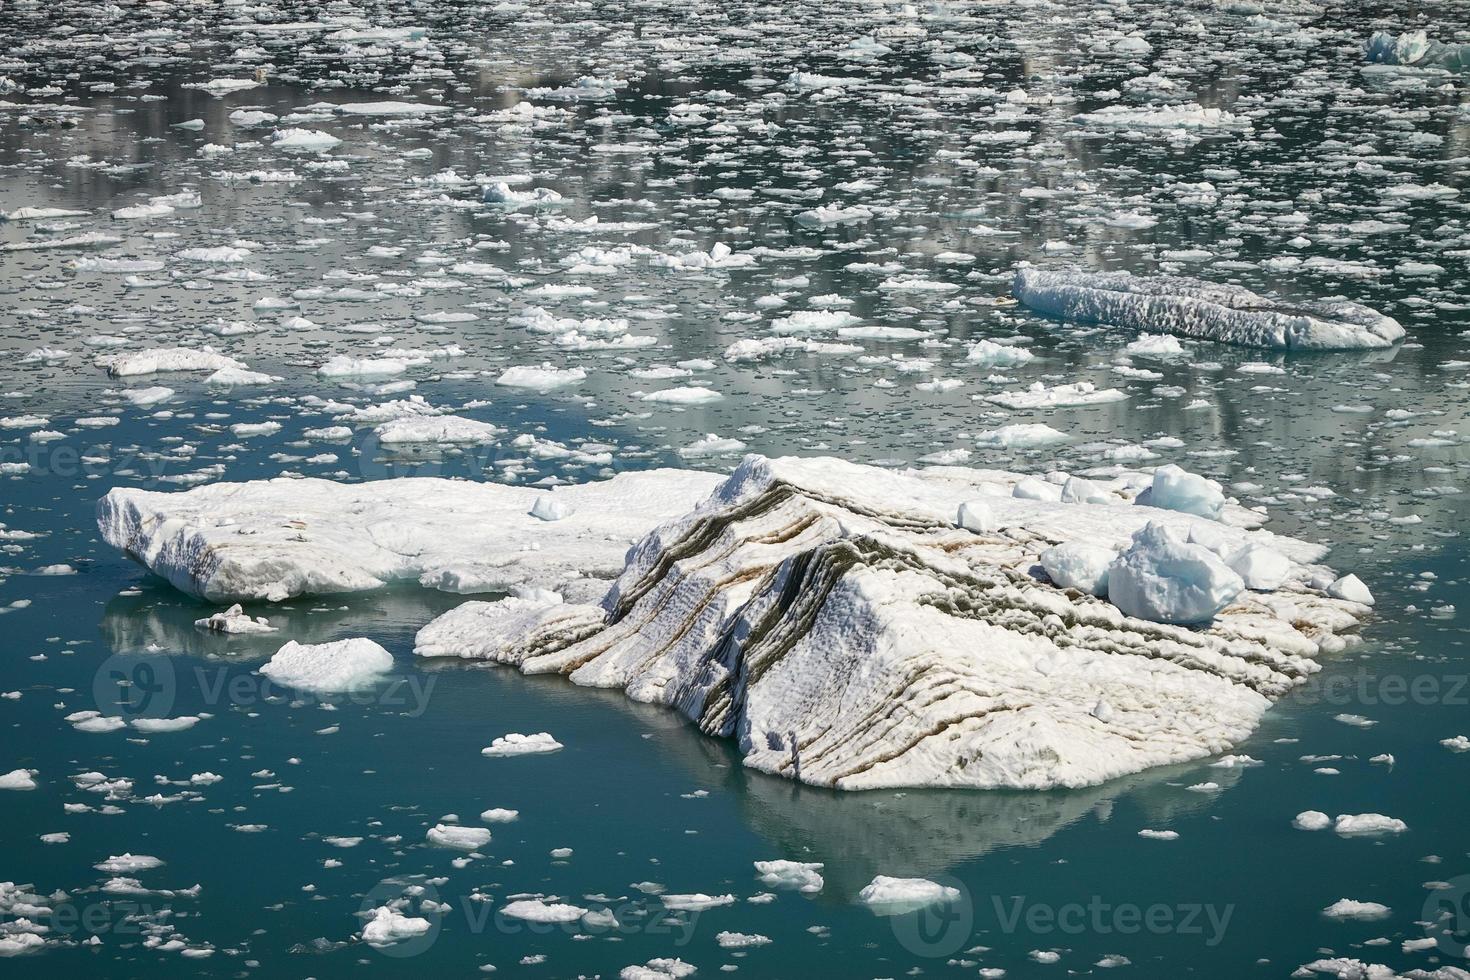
[97,469,720,603]
[4,0,1470,975]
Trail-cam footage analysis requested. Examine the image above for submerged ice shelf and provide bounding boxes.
[1013,267,1405,350]
[100,455,1372,792]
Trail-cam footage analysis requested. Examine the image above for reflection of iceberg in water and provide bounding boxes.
[592,695,1243,899]
[98,580,463,660]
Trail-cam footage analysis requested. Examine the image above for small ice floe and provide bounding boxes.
[753,860,824,893]
[194,604,277,634]
[495,364,586,389]
[1332,813,1408,836]
[98,348,246,377]
[716,931,771,948]
[481,733,563,757]
[0,769,38,791]
[856,876,961,915]
[1441,735,1470,752]
[1293,811,1332,831]
[499,898,589,923]
[1014,268,1403,350]
[480,808,519,823]
[619,958,696,980]
[95,853,164,873]
[258,638,394,693]
[660,893,735,911]
[426,824,492,850]
[1321,899,1392,921]
[361,906,432,947]
[1137,829,1179,841]
[985,380,1127,409]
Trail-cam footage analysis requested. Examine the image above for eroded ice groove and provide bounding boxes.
[415,456,1371,791]
[1013,268,1405,351]
[96,470,722,604]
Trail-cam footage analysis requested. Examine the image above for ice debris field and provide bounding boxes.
[3,0,1470,977]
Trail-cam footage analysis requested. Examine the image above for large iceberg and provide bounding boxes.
[1013,268,1404,351]
[409,456,1371,791]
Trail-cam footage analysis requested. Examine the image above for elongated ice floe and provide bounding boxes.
[97,470,722,603]
[1013,268,1404,350]
[1365,30,1470,73]
[410,455,1371,791]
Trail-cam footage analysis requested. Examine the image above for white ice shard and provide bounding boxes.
[96,469,722,603]
[1013,268,1404,351]
[412,456,1370,790]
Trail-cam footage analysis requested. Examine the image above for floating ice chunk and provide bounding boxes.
[651,242,753,270]
[716,931,772,948]
[1040,542,1116,597]
[98,348,246,377]
[1322,899,1391,921]
[660,893,735,911]
[500,899,588,923]
[482,733,563,757]
[1137,464,1225,521]
[336,101,450,117]
[481,808,519,823]
[985,381,1126,410]
[1014,268,1403,350]
[119,386,174,407]
[426,824,491,850]
[259,638,394,693]
[375,417,503,445]
[966,339,1034,368]
[1137,829,1179,840]
[974,423,1070,448]
[1333,813,1406,836]
[1123,333,1185,358]
[95,853,163,873]
[496,364,586,389]
[620,958,696,980]
[1073,102,1245,129]
[194,604,277,634]
[271,128,341,152]
[481,182,562,208]
[317,355,416,379]
[361,906,432,946]
[1293,811,1331,831]
[857,876,960,914]
[0,769,37,791]
[640,386,723,405]
[1442,735,1470,753]
[679,434,748,457]
[753,860,824,893]
[1107,522,1244,624]
[206,367,280,386]
[1365,30,1470,72]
